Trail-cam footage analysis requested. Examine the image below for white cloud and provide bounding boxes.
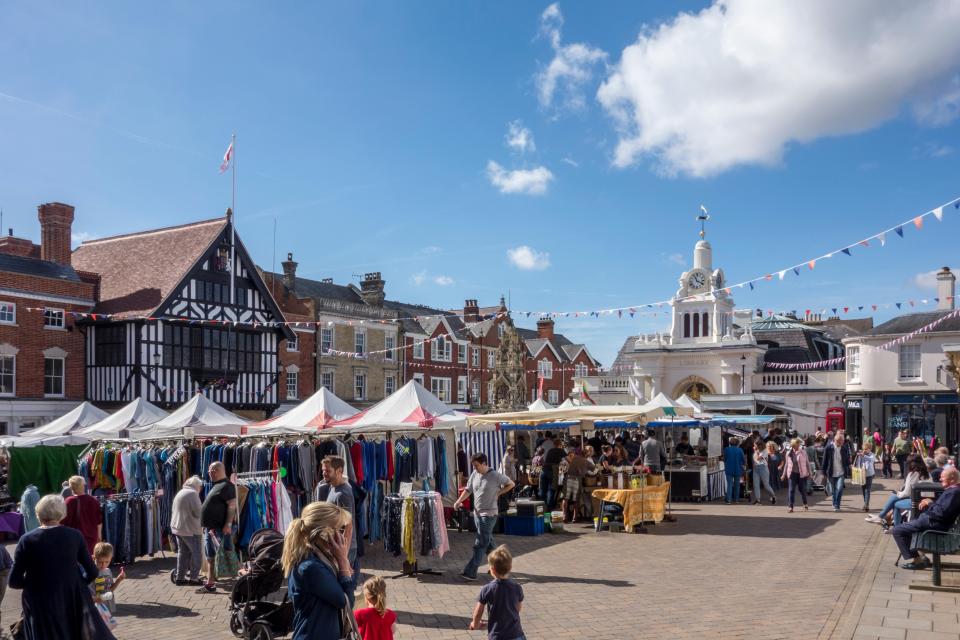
[915,142,954,158]
[419,246,442,255]
[597,1,960,177]
[71,231,94,247]
[506,121,536,153]
[667,253,685,266]
[561,156,579,167]
[536,3,607,110]
[411,270,427,286]
[507,245,551,271]
[486,161,554,195]
[411,270,455,286]
[914,268,958,290]
[433,275,455,286]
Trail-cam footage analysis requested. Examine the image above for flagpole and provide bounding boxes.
[230,132,236,305]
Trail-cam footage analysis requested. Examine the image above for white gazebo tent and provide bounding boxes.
[674,394,704,414]
[128,393,249,439]
[74,398,169,440]
[245,387,359,435]
[527,397,554,412]
[22,402,109,438]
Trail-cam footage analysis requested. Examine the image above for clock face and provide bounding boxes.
[687,271,706,289]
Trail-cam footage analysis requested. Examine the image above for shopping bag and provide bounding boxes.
[340,604,362,640]
[214,534,241,578]
[850,456,865,486]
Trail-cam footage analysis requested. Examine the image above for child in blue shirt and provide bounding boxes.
[469,545,524,640]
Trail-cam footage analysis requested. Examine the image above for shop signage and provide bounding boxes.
[846,400,862,409]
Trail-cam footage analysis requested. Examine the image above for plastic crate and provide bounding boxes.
[503,515,545,536]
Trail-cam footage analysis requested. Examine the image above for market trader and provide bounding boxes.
[454,453,515,581]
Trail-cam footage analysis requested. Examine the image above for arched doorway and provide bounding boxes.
[672,377,714,402]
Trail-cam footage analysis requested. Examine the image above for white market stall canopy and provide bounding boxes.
[74,398,169,440]
[558,397,581,409]
[466,400,693,428]
[329,380,470,433]
[24,402,109,438]
[675,394,703,414]
[527,397,554,412]
[246,387,359,435]
[127,393,249,438]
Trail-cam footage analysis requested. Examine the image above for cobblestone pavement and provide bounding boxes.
[3,477,958,640]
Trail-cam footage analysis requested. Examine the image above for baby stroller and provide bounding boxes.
[229,528,294,640]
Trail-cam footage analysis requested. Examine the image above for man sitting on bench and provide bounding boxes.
[891,467,960,570]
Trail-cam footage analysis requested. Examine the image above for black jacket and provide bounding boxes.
[924,485,960,530]
[820,442,851,479]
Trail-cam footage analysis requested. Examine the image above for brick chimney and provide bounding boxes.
[937,266,956,310]
[360,272,385,307]
[463,299,480,322]
[0,228,40,258]
[537,317,555,339]
[37,202,74,265]
[281,252,298,290]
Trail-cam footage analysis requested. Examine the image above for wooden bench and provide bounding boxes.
[911,517,960,589]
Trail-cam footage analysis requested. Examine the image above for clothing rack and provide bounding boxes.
[384,492,444,579]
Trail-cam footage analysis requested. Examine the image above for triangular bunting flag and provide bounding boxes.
[935,298,940,303]
[832,308,837,314]
[793,267,800,276]
[843,307,849,313]
[858,240,869,247]
[808,260,816,270]
[841,248,852,256]
[934,206,944,221]
[913,216,923,230]
[878,232,886,246]
[778,270,786,280]
[858,306,863,311]
[896,303,902,309]
[895,226,904,238]
[749,282,754,290]
[871,305,877,311]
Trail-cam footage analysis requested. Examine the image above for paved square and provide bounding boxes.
[3,478,958,639]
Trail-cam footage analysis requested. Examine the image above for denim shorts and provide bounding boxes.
[203,529,221,560]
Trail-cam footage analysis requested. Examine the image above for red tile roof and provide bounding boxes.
[72,217,227,318]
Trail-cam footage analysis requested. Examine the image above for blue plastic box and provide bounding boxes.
[503,515,545,536]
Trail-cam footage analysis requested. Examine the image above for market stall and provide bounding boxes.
[74,398,169,440]
[244,387,359,435]
[11,401,108,440]
[127,392,250,438]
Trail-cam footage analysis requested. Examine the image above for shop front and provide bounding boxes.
[844,398,863,437]
[883,393,959,449]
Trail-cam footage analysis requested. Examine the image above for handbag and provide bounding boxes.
[215,533,241,579]
[850,455,866,486]
[340,604,362,640]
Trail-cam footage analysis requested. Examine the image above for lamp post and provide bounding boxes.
[740,355,746,394]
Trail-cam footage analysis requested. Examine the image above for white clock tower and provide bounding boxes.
[669,231,734,345]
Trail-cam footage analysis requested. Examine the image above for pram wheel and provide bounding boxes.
[248,621,274,640]
[229,610,246,637]
[169,569,177,584]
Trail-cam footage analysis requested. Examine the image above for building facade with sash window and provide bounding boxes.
[73,212,292,419]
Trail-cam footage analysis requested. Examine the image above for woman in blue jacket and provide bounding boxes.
[281,502,354,640]
[820,432,851,512]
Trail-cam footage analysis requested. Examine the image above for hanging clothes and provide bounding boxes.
[382,491,446,562]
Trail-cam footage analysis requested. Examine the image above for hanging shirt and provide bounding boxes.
[416,437,435,479]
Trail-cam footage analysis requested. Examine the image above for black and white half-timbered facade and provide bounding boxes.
[73,213,293,417]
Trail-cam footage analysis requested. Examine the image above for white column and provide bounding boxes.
[721,373,736,394]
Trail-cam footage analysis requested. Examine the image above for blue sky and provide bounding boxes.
[1,1,959,366]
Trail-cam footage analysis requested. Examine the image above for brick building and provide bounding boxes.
[519,317,601,405]
[0,203,97,434]
[261,258,401,408]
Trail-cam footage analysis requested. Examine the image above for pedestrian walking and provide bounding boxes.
[62,475,103,555]
[821,432,851,512]
[453,453,515,581]
[767,441,782,491]
[856,442,877,512]
[354,576,397,640]
[469,545,525,640]
[781,438,811,513]
[893,429,911,479]
[751,441,776,505]
[881,443,894,479]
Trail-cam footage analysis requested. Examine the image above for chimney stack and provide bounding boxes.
[281,252,298,290]
[37,202,74,265]
[937,266,955,310]
[360,272,385,307]
[463,299,480,323]
[537,316,555,339]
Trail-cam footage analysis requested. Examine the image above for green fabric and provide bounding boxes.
[8,445,86,498]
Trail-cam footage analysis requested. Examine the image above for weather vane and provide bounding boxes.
[697,204,710,239]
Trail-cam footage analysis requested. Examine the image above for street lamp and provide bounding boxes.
[740,355,746,394]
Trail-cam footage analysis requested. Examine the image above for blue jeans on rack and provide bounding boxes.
[462,514,497,579]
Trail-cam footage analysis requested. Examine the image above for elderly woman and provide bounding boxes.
[781,438,812,513]
[63,475,102,555]
[171,475,204,586]
[10,494,115,640]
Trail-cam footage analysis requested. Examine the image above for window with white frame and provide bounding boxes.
[385,374,396,396]
[320,328,333,353]
[471,379,480,403]
[487,381,494,404]
[0,355,14,395]
[354,371,367,400]
[286,370,299,400]
[846,347,860,383]
[320,370,334,392]
[538,358,553,379]
[458,343,467,364]
[431,377,451,403]
[548,389,559,404]
[43,308,65,329]
[413,373,425,386]
[413,340,424,359]
[432,336,451,362]
[497,323,505,338]
[354,330,366,355]
[0,302,14,325]
[898,344,922,381]
[574,363,589,378]
[457,377,467,403]
[471,347,479,367]
[487,350,495,367]
[44,357,64,397]
[287,334,299,352]
[384,335,394,360]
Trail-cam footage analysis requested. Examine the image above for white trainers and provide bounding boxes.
[865,515,882,524]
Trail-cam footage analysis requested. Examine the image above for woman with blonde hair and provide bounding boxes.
[780,438,811,513]
[283,501,355,640]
